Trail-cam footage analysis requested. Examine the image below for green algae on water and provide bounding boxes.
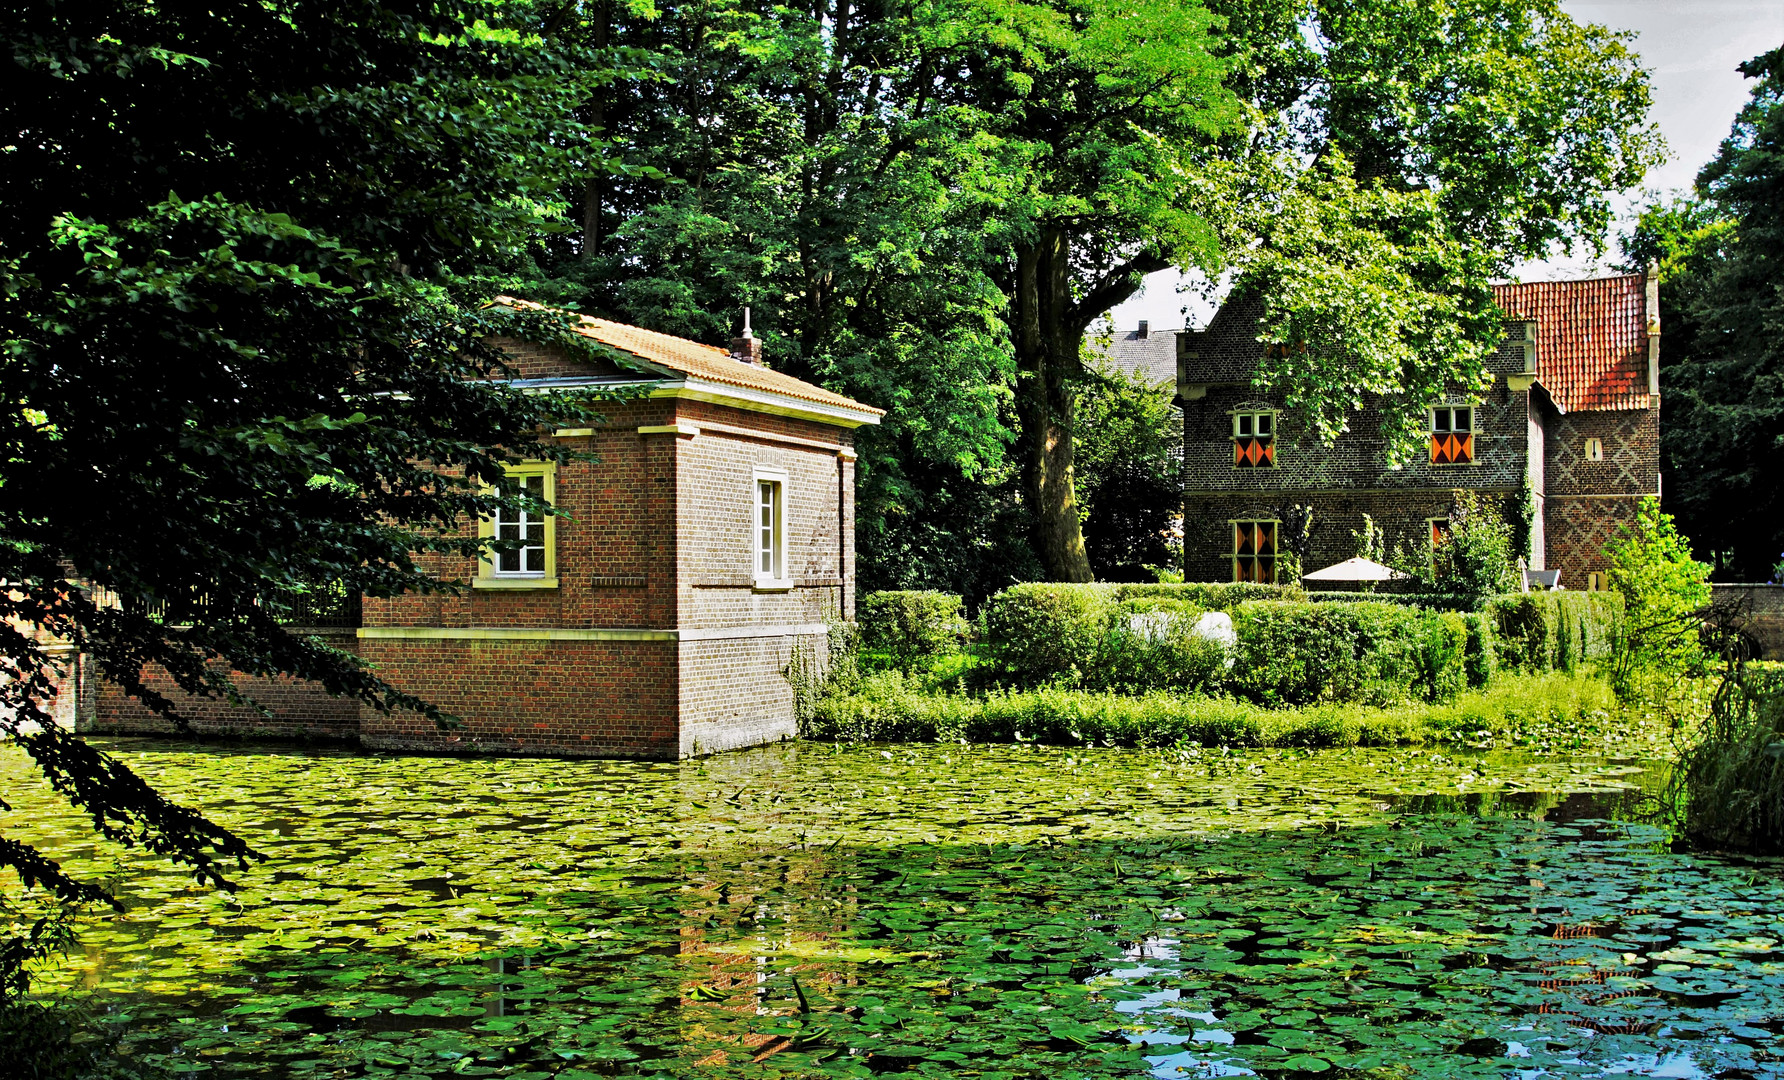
[2,739,1779,1078]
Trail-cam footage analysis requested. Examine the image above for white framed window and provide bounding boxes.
[1429,406,1476,465]
[1231,409,1277,468]
[1584,437,1604,462]
[475,462,557,589]
[752,466,790,590]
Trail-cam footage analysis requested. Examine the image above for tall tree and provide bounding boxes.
[1621,47,1784,580]
[1,0,642,993]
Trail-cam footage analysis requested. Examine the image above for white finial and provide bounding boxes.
[742,306,753,339]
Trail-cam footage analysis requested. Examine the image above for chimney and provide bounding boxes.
[730,307,763,364]
[1136,320,1149,339]
[1645,262,1660,397]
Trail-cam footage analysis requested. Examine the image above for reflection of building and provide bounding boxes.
[1169,271,1662,589]
[84,304,882,758]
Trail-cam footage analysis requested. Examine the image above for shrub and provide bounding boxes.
[1227,601,1466,707]
[1486,592,1622,673]
[1677,664,1784,852]
[1461,612,1497,688]
[1306,592,1474,610]
[1113,581,1305,607]
[980,583,1112,683]
[1094,605,1229,694]
[857,591,968,669]
[1605,496,1712,701]
[980,583,1232,693]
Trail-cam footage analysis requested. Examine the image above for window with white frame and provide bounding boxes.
[1232,409,1276,468]
[477,462,556,587]
[752,468,788,586]
[1429,406,1475,465]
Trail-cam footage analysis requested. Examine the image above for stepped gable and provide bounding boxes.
[491,297,882,416]
[1492,274,1650,413]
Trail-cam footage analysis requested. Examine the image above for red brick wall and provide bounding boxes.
[83,336,866,759]
[356,636,680,758]
[86,628,362,740]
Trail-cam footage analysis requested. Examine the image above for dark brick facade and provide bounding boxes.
[1175,275,1661,589]
[85,324,879,759]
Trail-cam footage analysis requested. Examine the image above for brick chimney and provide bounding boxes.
[1136,320,1149,339]
[1645,261,1660,396]
[730,307,762,365]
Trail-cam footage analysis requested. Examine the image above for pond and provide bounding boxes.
[4,737,1782,1079]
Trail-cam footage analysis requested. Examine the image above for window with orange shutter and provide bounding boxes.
[1232,410,1276,468]
[1429,407,1475,465]
[1232,520,1279,582]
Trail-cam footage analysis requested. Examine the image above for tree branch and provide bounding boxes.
[1067,250,1173,330]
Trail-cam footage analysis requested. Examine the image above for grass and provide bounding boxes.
[804,669,1660,754]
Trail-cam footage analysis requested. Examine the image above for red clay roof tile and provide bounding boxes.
[1492,274,1651,413]
[491,297,883,418]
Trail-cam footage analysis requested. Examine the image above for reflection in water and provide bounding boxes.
[0,740,1779,1078]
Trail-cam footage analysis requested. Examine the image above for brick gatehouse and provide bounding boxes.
[84,303,883,758]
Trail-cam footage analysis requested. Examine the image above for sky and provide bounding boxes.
[1107,0,1784,332]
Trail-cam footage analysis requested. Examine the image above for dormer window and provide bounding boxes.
[1233,410,1276,468]
[1430,407,1474,465]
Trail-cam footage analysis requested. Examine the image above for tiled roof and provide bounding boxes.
[1087,327,1178,387]
[1492,274,1651,413]
[491,297,882,417]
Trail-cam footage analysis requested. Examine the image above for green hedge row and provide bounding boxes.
[1484,592,1623,673]
[979,584,1472,705]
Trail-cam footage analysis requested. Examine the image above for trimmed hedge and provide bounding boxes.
[1306,591,1475,611]
[1485,592,1622,673]
[858,590,968,669]
[1228,601,1467,706]
[978,583,1228,693]
[980,584,1471,704]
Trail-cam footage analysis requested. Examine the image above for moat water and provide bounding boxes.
[3,738,1781,1078]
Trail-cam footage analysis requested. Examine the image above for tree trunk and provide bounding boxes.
[581,0,611,262]
[1013,225,1094,581]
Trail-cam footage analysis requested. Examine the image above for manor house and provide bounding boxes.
[1118,270,1661,588]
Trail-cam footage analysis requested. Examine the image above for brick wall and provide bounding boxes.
[356,636,680,758]
[1182,490,1500,583]
[86,627,362,740]
[84,338,864,759]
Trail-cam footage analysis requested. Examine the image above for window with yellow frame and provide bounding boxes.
[475,462,557,589]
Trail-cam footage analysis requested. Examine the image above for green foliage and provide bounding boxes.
[857,592,969,671]
[0,0,646,997]
[1619,47,1784,580]
[1306,592,1475,611]
[1605,497,1713,700]
[1485,591,1623,674]
[1430,492,1520,606]
[1227,601,1468,707]
[980,584,1117,686]
[1462,612,1498,689]
[807,670,1619,750]
[1074,358,1182,581]
[1676,664,1784,852]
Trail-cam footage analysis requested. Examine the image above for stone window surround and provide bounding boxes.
[473,461,557,590]
[752,464,792,592]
